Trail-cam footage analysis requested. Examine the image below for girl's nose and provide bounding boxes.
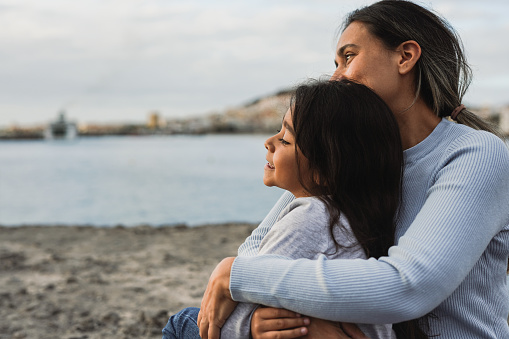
[264,137,275,152]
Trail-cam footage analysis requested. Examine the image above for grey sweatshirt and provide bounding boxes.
[221,196,394,338]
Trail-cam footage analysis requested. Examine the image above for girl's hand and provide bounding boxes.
[251,307,310,339]
[197,257,238,339]
[251,307,369,339]
[302,319,369,339]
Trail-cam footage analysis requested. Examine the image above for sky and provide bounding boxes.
[1,0,508,127]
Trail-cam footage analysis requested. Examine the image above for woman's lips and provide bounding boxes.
[265,162,275,170]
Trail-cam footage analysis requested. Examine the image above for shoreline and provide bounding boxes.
[0,221,256,229]
[0,223,257,339]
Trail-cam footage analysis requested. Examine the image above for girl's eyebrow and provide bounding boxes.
[283,120,295,135]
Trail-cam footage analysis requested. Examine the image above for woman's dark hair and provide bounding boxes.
[341,0,502,138]
[291,79,431,339]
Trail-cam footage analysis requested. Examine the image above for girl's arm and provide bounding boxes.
[230,132,509,324]
[237,191,294,257]
[222,198,338,339]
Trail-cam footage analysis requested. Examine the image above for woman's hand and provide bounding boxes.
[251,307,310,339]
[197,257,238,339]
[251,307,369,339]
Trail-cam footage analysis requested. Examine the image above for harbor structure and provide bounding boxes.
[44,112,77,140]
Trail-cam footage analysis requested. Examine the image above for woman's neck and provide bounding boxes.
[394,99,441,150]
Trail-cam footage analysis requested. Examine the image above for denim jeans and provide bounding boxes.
[162,307,201,339]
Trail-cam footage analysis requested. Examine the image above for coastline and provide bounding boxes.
[0,223,257,339]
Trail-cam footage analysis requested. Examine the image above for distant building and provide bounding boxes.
[147,111,162,129]
[44,111,77,140]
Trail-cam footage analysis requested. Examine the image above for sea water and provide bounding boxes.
[0,135,283,226]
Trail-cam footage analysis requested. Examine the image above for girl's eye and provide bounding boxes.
[278,138,290,145]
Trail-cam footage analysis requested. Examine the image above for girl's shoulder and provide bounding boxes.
[278,197,354,235]
[278,196,328,223]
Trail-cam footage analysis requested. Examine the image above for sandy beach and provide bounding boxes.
[0,223,257,339]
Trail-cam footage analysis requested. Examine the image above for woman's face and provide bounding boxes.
[263,109,310,198]
[332,21,403,111]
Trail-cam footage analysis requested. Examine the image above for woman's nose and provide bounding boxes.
[330,62,347,81]
[330,68,344,81]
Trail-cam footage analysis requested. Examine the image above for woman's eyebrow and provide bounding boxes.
[337,43,359,57]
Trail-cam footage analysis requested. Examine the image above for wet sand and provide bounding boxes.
[0,223,256,339]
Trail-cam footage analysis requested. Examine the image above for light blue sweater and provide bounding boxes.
[232,119,509,338]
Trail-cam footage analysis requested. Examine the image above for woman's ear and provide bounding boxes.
[397,40,421,75]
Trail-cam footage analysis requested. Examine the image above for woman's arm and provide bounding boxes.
[230,132,509,324]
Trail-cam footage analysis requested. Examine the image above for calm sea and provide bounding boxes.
[0,135,284,227]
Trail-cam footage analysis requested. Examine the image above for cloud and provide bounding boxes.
[0,0,508,126]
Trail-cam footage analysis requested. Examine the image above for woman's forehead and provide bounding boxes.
[337,22,378,50]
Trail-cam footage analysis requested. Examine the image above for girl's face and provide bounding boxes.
[332,21,403,112]
[263,109,310,198]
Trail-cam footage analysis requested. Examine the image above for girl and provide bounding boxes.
[164,79,427,338]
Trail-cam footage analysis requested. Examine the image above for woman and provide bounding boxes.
[197,1,509,338]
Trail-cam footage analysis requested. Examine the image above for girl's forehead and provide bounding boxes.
[282,108,292,123]
[282,108,296,134]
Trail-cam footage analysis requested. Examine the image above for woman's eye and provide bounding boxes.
[278,138,290,145]
[345,53,353,62]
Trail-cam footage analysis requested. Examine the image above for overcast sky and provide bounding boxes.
[1,0,508,127]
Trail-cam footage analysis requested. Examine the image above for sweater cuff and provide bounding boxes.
[230,254,292,303]
[230,256,247,302]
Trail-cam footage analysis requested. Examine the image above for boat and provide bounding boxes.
[44,111,77,140]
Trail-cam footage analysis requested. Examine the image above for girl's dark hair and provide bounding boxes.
[292,79,430,339]
[342,0,502,138]
[292,79,402,260]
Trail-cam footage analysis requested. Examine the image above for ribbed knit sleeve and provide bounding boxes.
[230,123,509,337]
